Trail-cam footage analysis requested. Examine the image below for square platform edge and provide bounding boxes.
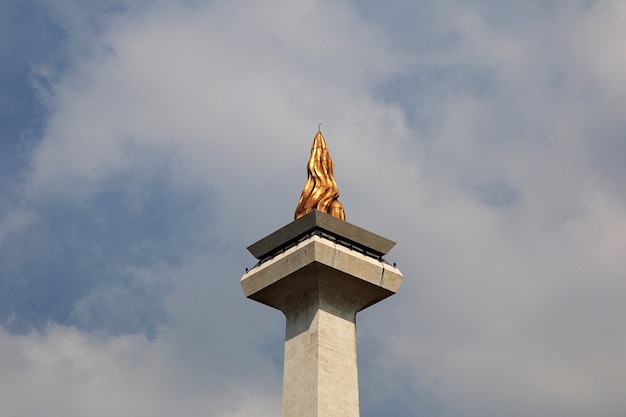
[241,235,403,307]
[246,210,396,260]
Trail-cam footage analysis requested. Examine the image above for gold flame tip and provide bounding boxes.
[294,131,346,221]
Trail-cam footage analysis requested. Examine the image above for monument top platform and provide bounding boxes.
[247,210,396,261]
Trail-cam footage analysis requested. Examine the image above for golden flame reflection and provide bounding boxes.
[294,131,346,221]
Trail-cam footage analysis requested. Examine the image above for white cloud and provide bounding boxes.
[0,323,280,417]
[4,0,626,416]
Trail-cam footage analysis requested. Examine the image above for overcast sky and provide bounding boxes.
[1,0,625,416]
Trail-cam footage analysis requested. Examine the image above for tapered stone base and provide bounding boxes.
[241,233,402,417]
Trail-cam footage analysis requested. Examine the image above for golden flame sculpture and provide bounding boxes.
[294,130,346,221]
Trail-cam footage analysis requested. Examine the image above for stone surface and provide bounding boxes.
[246,210,396,260]
[241,234,403,417]
[283,308,359,417]
[241,236,402,312]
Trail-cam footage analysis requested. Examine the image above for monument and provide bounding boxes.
[240,130,403,417]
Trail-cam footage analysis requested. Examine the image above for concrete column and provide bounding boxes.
[282,273,361,417]
[241,211,402,417]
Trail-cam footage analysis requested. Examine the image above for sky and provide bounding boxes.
[1,0,625,416]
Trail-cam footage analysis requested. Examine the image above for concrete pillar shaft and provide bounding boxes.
[283,293,359,417]
[241,229,402,417]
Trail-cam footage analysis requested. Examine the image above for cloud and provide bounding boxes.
[2,0,626,416]
[0,323,281,417]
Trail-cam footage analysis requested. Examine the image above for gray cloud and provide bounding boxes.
[1,0,625,416]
